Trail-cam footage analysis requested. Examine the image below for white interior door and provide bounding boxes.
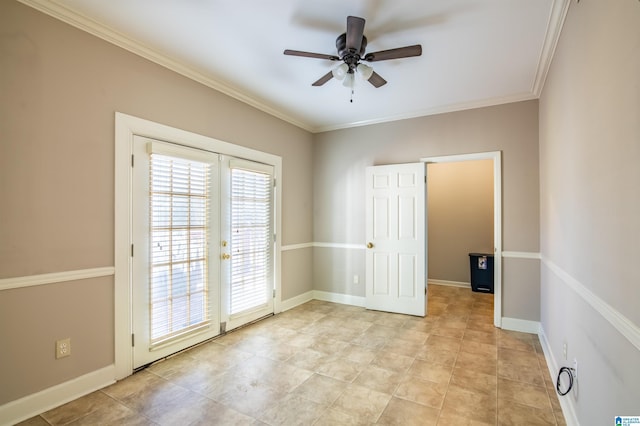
[132,137,220,369]
[220,157,275,331]
[365,163,426,317]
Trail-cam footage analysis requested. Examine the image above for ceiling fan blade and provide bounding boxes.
[284,49,339,61]
[364,45,422,62]
[312,71,334,86]
[346,16,366,53]
[368,71,387,88]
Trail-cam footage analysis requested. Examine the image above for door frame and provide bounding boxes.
[420,151,502,328]
[114,112,282,380]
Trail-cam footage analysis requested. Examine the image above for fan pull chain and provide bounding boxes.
[350,89,354,103]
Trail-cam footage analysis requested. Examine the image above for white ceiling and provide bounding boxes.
[23,0,569,132]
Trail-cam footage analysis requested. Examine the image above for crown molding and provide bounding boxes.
[17,0,569,134]
[314,92,538,133]
[16,0,314,132]
[532,0,571,96]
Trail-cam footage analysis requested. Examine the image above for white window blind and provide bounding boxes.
[148,148,212,347]
[229,164,273,315]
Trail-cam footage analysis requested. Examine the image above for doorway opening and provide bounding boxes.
[421,152,502,327]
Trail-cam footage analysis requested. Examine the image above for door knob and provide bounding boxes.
[221,253,231,260]
[367,242,374,249]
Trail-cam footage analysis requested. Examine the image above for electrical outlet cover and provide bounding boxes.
[56,338,71,359]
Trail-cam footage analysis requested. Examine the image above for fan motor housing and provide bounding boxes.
[336,33,367,61]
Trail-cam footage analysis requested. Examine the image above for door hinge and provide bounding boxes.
[220,322,226,334]
[131,333,135,347]
[131,154,134,167]
[272,288,276,298]
[131,244,134,257]
[273,178,276,187]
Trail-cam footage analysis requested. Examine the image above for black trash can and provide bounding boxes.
[469,253,494,293]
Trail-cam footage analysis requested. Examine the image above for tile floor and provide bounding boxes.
[19,285,566,425]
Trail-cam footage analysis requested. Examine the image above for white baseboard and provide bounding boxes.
[0,365,115,426]
[501,317,541,334]
[313,290,366,307]
[538,328,579,426]
[280,290,314,311]
[428,279,471,288]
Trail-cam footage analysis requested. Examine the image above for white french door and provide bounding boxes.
[132,137,220,368]
[131,137,274,368]
[220,157,275,331]
[365,163,427,317]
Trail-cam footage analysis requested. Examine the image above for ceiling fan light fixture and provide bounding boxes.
[357,63,374,81]
[343,72,355,89]
[332,63,349,80]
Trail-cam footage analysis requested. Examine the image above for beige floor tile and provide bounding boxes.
[41,391,119,425]
[214,377,287,418]
[394,376,448,409]
[436,409,495,426]
[408,359,453,384]
[464,328,497,345]
[287,347,331,372]
[371,349,415,374]
[292,373,346,405]
[394,328,430,343]
[432,325,466,339]
[497,359,546,387]
[102,370,165,401]
[67,402,154,426]
[331,383,392,423]
[155,358,229,394]
[455,350,497,377]
[308,335,350,354]
[377,397,440,426]
[498,377,552,411]
[415,346,457,367]
[424,335,462,352]
[353,365,404,394]
[383,337,425,357]
[498,347,540,367]
[313,408,362,426]
[255,341,301,361]
[460,339,498,359]
[441,384,497,424]
[341,343,379,364]
[497,398,556,425]
[119,380,196,421]
[258,393,326,426]
[316,356,366,382]
[450,366,498,396]
[14,417,50,426]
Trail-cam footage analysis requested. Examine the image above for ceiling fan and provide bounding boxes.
[284,16,422,89]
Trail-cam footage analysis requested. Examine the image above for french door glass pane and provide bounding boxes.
[149,154,211,345]
[229,167,272,315]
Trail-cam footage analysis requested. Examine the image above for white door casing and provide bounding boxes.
[365,163,426,317]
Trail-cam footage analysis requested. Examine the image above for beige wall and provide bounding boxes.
[427,160,494,283]
[539,0,640,423]
[313,100,540,322]
[0,1,313,405]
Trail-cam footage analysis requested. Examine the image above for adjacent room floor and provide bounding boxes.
[19,285,566,425]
